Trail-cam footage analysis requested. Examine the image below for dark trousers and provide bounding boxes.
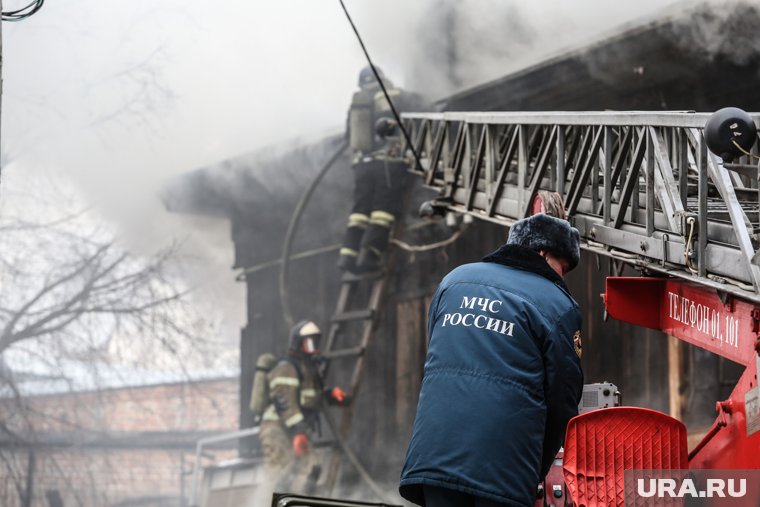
[341,158,407,257]
[423,485,514,507]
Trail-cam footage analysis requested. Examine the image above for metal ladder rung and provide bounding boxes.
[331,309,374,323]
[340,271,385,283]
[311,439,338,449]
[322,346,365,360]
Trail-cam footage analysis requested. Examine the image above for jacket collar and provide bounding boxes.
[482,244,569,291]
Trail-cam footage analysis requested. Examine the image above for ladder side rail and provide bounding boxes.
[650,127,686,233]
[563,127,583,196]
[567,127,605,216]
[592,137,601,216]
[426,120,447,185]
[603,126,613,226]
[612,133,647,230]
[595,126,633,217]
[483,125,497,203]
[516,125,528,216]
[443,122,467,200]
[705,151,760,290]
[676,129,689,209]
[523,125,559,218]
[465,125,488,210]
[555,126,566,195]
[645,127,656,237]
[698,130,709,278]
[563,126,593,210]
[411,119,429,170]
[486,126,519,216]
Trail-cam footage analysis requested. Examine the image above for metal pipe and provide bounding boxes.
[189,426,261,507]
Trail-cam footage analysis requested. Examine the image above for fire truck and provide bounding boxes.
[191,108,760,506]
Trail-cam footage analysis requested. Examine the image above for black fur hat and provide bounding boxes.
[507,214,580,271]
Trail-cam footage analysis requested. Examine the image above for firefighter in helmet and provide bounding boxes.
[257,321,348,494]
[338,66,422,273]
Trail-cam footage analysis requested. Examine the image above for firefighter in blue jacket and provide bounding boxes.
[399,213,584,507]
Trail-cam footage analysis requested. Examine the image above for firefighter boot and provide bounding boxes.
[338,213,369,273]
[356,246,384,273]
[357,210,393,272]
[336,252,357,273]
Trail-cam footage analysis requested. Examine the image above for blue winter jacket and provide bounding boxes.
[399,245,583,506]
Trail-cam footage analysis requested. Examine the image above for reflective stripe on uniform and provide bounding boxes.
[262,405,279,421]
[374,89,400,112]
[269,377,299,389]
[370,210,395,228]
[371,153,402,162]
[348,213,369,228]
[340,247,358,257]
[374,89,400,100]
[284,412,305,428]
[300,388,318,406]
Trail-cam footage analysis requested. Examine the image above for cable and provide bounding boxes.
[279,140,348,330]
[321,409,392,503]
[731,139,760,161]
[390,223,469,253]
[236,244,341,281]
[2,0,44,21]
[684,216,698,274]
[337,0,424,173]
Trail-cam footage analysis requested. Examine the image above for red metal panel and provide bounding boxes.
[688,366,760,470]
[563,407,688,507]
[605,277,755,367]
[604,277,760,470]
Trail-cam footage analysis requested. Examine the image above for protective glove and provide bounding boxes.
[330,387,347,404]
[293,433,309,457]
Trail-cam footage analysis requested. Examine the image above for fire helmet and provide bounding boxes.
[289,320,322,355]
[704,107,757,162]
[375,117,398,139]
[358,65,384,88]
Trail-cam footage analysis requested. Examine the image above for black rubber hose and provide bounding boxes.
[279,140,348,330]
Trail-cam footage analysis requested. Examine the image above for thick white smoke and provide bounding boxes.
[2,0,729,353]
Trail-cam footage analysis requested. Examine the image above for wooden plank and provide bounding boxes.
[395,298,423,429]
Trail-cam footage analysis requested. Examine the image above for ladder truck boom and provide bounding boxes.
[402,110,760,302]
[401,109,760,502]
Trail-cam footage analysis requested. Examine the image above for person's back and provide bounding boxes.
[400,213,584,507]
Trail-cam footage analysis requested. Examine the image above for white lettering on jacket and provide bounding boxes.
[439,295,515,336]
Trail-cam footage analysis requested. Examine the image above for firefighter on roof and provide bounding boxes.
[338,66,420,273]
[254,321,348,494]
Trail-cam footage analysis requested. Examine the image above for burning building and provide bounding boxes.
[163,0,760,498]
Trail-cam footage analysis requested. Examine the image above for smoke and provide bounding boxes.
[1,0,363,346]
[402,1,538,99]
[2,0,738,350]
[352,0,686,100]
[666,0,760,66]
